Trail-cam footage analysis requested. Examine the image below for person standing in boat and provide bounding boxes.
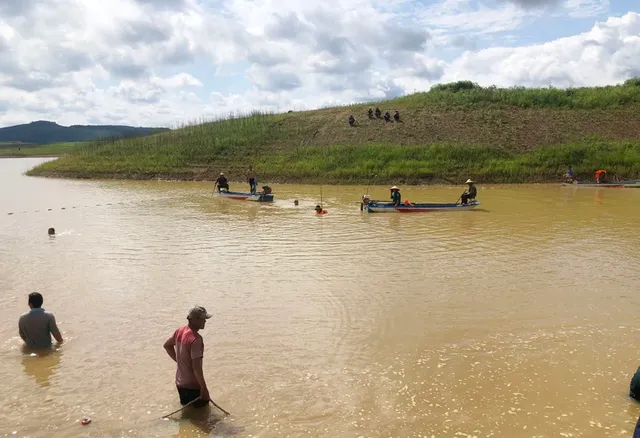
[595,169,607,183]
[564,165,575,182]
[460,179,477,205]
[214,173,229,192]
[390,186,401,206]
[246,166,257,194]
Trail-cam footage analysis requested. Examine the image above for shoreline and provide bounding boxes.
[24,169,582,186]
[0,154,61,159]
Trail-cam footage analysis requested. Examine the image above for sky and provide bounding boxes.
[0,0,638,128]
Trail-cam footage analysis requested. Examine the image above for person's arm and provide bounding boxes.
[192,357,210,401]
[48,315,63,344]
[191,337,210,401]
[18,317,27,344]
[163,334,177,362]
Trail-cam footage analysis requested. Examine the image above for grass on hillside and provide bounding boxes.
[28,138,640,184]
[392,78,640,109]
[26,79,640,183]
[0,142,83,157]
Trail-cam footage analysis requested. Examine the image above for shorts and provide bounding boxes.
[177,386,209,408]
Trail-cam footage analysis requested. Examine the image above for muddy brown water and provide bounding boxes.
[1,157,640,437]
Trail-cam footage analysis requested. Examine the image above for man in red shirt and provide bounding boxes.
[163,306,213,408]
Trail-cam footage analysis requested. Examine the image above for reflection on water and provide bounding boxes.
[1,158,640,437]
[21,346,62,388]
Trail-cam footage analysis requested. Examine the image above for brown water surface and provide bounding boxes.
[1,157,640,437]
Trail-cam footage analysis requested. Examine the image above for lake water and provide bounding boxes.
[1,157,640,438]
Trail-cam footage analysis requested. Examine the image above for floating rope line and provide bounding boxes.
[4,199,170,216]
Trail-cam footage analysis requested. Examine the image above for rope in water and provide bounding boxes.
[4,198,170,216]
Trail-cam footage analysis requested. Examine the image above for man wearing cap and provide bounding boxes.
[461,179,477,205]
[390,186,401,206]
[163,306,213,408]
[214,173,229,192]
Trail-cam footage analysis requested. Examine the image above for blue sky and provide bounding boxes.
[0,0,638,127]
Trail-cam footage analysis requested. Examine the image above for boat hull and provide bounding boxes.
[217,191,275,202]
[364,201,480,213]
[562,180,640,188]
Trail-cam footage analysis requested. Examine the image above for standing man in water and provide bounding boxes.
[163,306,213,408]
[18,292,63,349]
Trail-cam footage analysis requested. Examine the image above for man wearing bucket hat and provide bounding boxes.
[163,306,213,408]
[390,186,402,206]
[460,179,477,205]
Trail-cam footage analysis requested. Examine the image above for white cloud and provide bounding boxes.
[563,0,609,18]
[0,0,636,128]
[443,12,640,87]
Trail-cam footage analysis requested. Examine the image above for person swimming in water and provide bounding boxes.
[315,205,327,214]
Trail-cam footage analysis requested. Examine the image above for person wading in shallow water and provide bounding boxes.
[163,306,213,408]
[19,292,63,349]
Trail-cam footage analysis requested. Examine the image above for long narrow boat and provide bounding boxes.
[363,200,480,213]
[562,180,640,188]
[217,186,275,202]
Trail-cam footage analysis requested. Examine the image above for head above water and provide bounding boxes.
[315,205,322,212]
[28,292,43,309]
[48,227,55,235]
[187,306,213,330]
[294,200,299,206]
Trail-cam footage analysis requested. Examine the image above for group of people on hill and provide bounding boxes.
[564,165,611,183]
[348,107,400,126]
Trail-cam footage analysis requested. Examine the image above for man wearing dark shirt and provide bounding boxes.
[18,292,63,349]
[214,173,229,192]
[461,179,477,205]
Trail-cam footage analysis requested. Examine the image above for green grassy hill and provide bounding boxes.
[27,79,640,184]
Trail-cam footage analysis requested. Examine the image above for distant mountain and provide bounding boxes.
[0,121,170,144]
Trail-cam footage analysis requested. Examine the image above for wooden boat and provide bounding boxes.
[217,186,274,202]
[362,199,480,213]
[562,180,640,188]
